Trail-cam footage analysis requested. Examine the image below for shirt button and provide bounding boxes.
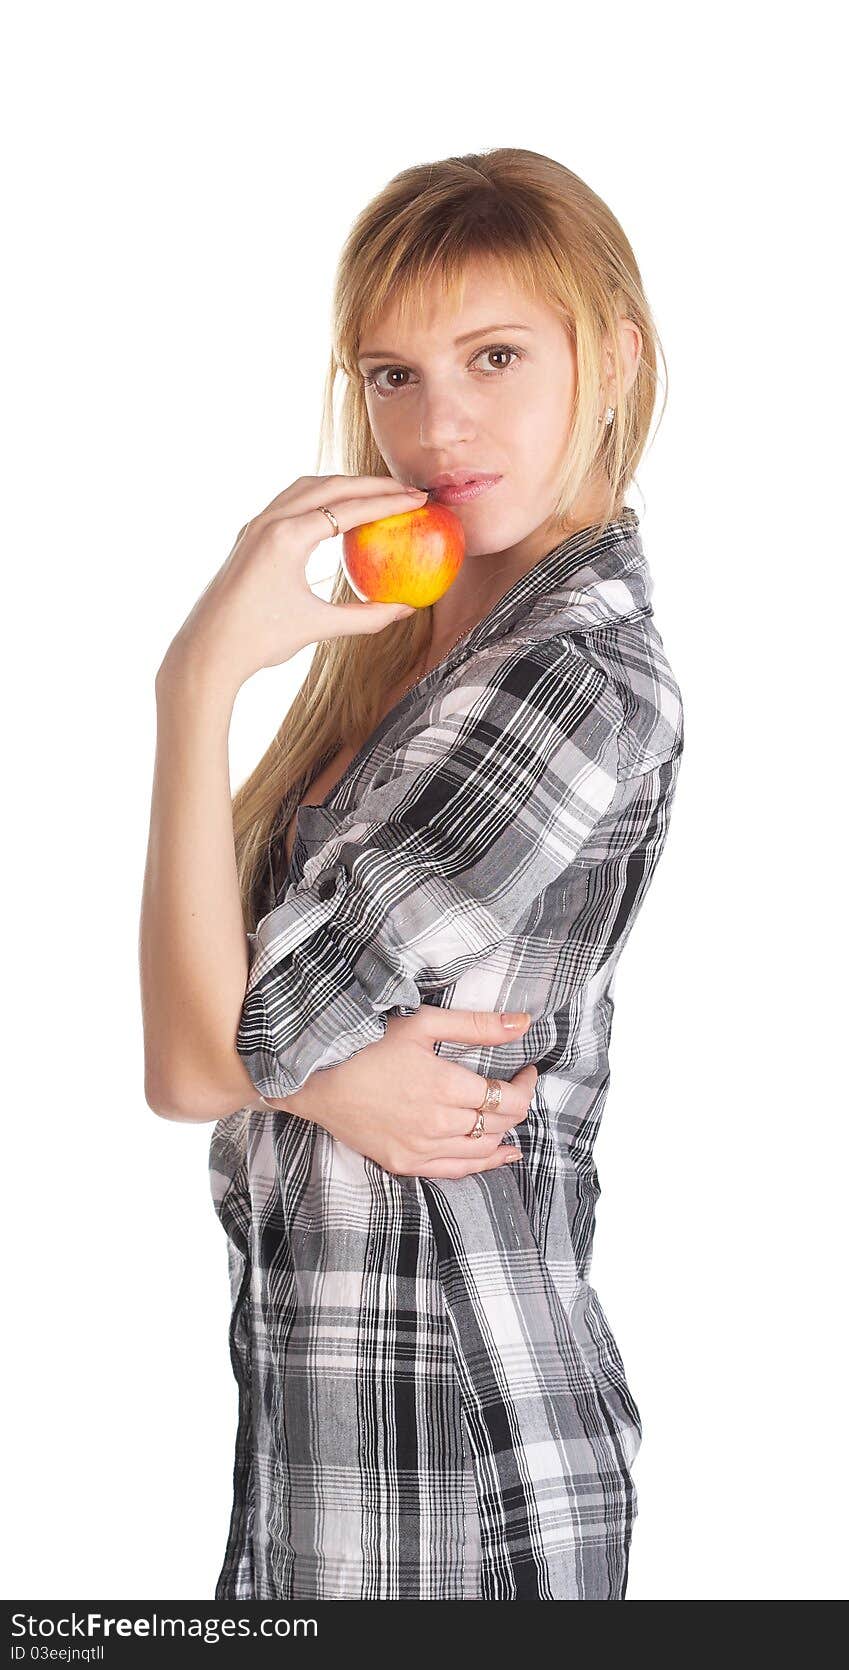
[317,865,349,901]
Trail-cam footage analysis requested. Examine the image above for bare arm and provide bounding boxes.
[139,475,422,1120]
[140,646,258,1119]
[142,648,329,1122]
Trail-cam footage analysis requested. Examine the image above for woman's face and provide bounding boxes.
[358,255,589,560]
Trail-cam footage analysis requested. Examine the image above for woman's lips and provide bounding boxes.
[426,476,503,505]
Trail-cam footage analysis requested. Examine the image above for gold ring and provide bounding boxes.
[468,1078,502,1138]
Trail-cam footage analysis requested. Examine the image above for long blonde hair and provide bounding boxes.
[233,147,667,934]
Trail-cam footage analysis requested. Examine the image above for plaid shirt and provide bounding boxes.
[209,506,685,1600]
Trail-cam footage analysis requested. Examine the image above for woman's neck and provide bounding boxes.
[427,490,612,657]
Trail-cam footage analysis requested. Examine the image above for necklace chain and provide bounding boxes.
[400,620,476,698]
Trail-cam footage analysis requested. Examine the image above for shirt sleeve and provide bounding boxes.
[236,636,625,1102]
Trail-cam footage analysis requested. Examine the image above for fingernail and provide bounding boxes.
[501,1011,530,1029]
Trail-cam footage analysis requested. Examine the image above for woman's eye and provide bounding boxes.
[480,347,517,371]
[364,344,523,397]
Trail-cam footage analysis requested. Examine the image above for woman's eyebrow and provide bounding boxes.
[358,323,534,362]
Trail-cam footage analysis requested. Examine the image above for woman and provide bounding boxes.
[141,148,684,1601]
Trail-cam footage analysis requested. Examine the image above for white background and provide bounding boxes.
[3,0,845,1603]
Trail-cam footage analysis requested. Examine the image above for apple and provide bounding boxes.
[342,495,465,608]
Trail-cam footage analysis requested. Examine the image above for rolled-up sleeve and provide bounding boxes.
[236,637,624,1101]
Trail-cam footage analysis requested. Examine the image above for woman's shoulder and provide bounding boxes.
[563,611,685,777]
[430,627,622,712]
[434,614,684,782]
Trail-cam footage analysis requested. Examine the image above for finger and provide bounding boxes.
[432,1107,532,1156]
[414,1146,523,1180]
[420,1068,536,1158]
[254,474,427,520]
[450,1060,539,1102]
[309,597,418,639]
[287,490,429,547]
[414,1007,534,1047]
[438,1061,538,1121]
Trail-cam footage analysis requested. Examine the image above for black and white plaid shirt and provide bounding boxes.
[209,506,685,1600]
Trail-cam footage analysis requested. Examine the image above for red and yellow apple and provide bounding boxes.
[342,496,465,608]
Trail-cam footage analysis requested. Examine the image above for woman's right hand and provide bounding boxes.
[160,474,428,692]
[277,1007,539,1179]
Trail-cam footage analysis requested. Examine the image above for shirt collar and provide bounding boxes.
[453,505,652,661]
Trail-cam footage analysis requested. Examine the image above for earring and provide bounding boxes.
[597,405,615,426]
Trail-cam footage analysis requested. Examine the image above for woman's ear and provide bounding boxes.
[617,317,643,396]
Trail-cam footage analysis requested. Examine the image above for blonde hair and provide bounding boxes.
[232,147,667,936]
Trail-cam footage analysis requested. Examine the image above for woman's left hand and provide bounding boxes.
[258,1004,537,1179]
